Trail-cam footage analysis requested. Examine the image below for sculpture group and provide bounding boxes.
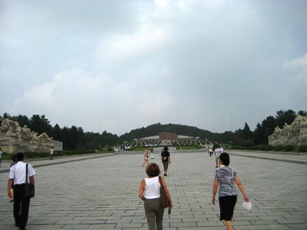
[269,115,307,146]
[0,118,54,153]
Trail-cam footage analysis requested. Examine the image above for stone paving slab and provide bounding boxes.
[0,153,115,173]
[0,150,307,229]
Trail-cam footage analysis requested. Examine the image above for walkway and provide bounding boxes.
[0,150,306,229]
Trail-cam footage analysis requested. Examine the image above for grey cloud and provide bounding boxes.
[0,0,306,135]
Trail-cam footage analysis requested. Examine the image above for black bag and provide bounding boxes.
[25,183,35,199]
[159,176,170,208]
[25,164,35,198]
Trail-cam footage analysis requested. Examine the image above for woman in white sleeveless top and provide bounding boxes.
[139,163,173,230]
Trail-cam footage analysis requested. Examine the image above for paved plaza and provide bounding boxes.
[0,150,307,229]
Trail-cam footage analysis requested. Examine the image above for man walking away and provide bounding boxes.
[7,152,36,230]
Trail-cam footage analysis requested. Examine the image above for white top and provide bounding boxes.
[144,176,161,199]
[9,161,36,185]
[214,148,221,157]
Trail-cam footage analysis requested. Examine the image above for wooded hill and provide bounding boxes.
[1,109,306,150]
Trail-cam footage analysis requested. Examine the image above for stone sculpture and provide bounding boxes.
[269,115,307,146]
[0,118,54,153]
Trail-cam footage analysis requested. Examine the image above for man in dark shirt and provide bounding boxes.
[161,146,171,176]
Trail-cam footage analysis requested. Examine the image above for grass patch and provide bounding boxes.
[175,145,200,150]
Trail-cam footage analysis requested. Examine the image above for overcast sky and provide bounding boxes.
[0,0,306,136]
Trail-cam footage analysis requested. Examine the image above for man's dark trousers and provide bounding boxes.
[13,184,30,228]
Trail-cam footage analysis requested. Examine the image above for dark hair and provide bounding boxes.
[16,152,24,161]
[164,146,168,151]
[146,163,161,177]
[219,152,230,166]
[12,155,18,162]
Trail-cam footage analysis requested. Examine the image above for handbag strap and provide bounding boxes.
[25,163,29,184]
[158,176,164,188]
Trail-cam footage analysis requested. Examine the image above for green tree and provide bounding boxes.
[0,113,12,126]
[298,110,307,116]
[242,122,253,141]
[15,115,30,128]
[275,109,296,129]
[253,123,264,145]
[81,132,100,150]
[99,131,119,147]
[29,115,52,135]
[253,116,276,145]
[60,126,83,150]
[50,124,62,141]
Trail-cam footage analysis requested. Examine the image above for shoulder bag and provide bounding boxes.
[25,163,35,198]
[159,176,170,208]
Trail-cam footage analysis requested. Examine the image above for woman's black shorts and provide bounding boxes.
[219,195,237,221]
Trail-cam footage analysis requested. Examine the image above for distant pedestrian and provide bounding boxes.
[7,152,36,230]
[212,152,249,230]
[0,147,3,167]
[139,163,173,230]
[143,148,149,167]
[209,146,213,157]
[214,147,221,168]
[220,147,224,154]
[50,147,54,160]
[161,147,171,176]
[150,147,154,159]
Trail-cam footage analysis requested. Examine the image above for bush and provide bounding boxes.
[179,145,199,150]
[24,152,49,159]
[273,145,284,151]
[298,145,307,152]
[260,145,273,151]
[249,145,272,151]
[284,145,295,152]
[2,152,19,160]
[230,145,244,150]
[241,140,254,147]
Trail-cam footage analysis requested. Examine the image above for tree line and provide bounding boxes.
[0,113,118,150]
[0,109,306,150]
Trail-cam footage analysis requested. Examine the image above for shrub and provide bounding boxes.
[241,140,254,147]
[284,145,295,152]
[273,146,284,151]
[298,145,307,152]
[261,145,273,151]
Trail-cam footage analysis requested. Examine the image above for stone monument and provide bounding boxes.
[268,115,307,146]
[0,118,54,153]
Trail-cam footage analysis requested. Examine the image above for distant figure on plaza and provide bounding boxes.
[212,152,249,230]
[7,152,36,230]
[220,147,224,156]
[0,147,3,168]
[208,146,213,157]
[150,147,154,159]
[143,148,149,167]
[161,146,171,176]
[50,147,54,160]
[139,163,173,230]
[214,147,222,168]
